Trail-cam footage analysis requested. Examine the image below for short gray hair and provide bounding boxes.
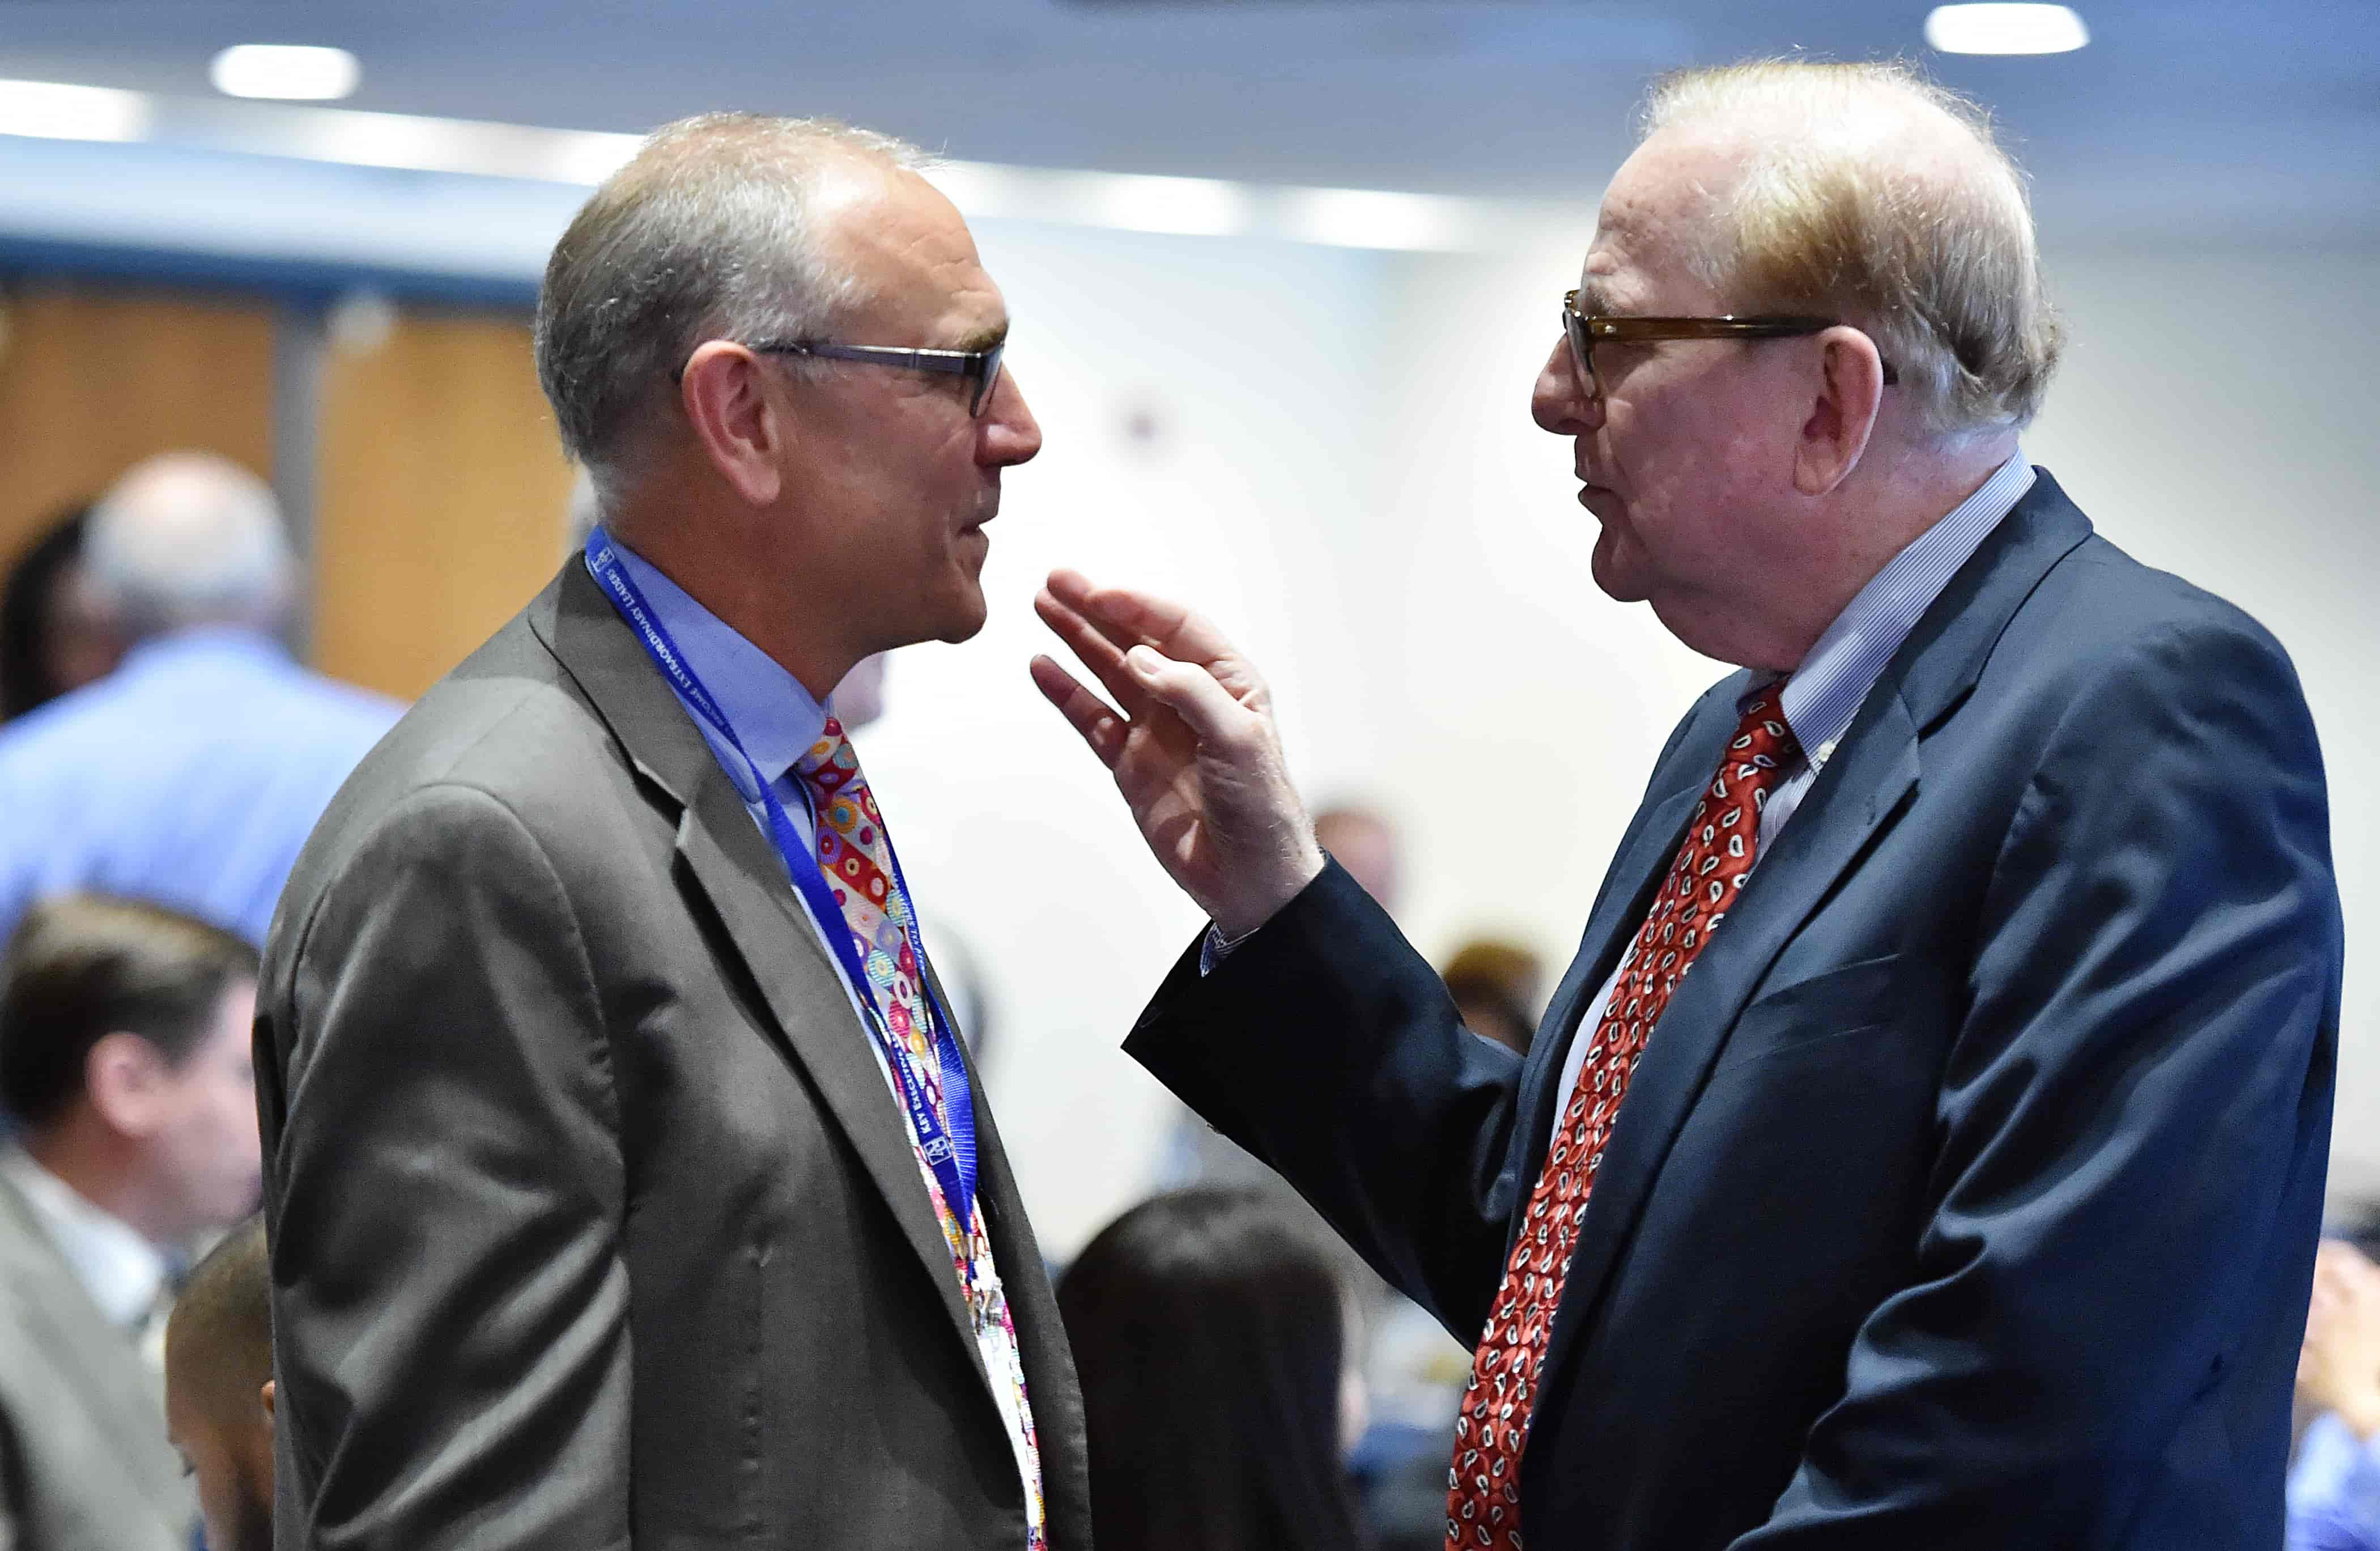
[1643,60,2063,437]
[534,112,929,491]
[83,452,294,637]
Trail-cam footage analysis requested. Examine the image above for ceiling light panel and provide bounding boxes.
[1924,4,2089,55]
[0,79,151,142]
[210,45,361,101]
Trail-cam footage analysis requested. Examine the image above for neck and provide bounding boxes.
[24,1116,177,1247]
[1727,432,2017,671]
[607,507,858,704]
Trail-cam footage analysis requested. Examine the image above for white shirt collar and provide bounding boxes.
[0,1147,170,1329]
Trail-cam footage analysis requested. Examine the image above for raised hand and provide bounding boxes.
[2300,1239,2380,1439]
[1030,569,1324,939]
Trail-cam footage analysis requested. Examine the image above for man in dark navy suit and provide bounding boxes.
[1032,58,2342,1551]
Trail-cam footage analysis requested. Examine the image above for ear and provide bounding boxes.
[679,341,791,508]
[260,1378,277,1422]
[1793,326,1886,497]
[83,1031,168,1138]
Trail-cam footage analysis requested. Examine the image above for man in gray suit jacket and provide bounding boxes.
[0,893,265,1551]
[256,113,1086,1549]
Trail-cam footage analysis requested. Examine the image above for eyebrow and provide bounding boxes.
[950,322,1008,354]
[1573,284,1621,318]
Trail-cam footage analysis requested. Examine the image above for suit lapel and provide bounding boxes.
[531,562,981,1359]
[1510,697,1740,1193]
[1529,472,2095,1399]
[674,780,981,1350]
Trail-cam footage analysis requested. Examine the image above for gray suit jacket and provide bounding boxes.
[0,1165,191,1551]
[256,561,1091,1550]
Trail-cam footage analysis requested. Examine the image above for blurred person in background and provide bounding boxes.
[1311,804,1402,913]
[1159,799,1459,1548]
[1037,57,2339,1550]
[0,893,261,1550]
[1438,940,1545,1057]
[2289,1231,2380,1550]
[166,1214,275,1551]
[0,453,400,946]
[1058,1187,1366,1551]
[0,503,123,723]
[257,113,1085,1550]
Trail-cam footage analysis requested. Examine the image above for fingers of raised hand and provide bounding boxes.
[1028,655,1130,768]
[1035,585,1159,719]
[1046,570,1260,692]
[1118,644,1263,754]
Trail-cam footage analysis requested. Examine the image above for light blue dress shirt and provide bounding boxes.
[0,628,401,946]
[593,534,873,1030]
[2291,1413,2380,1551]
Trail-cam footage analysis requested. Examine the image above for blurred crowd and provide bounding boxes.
[0,450,2361,1550]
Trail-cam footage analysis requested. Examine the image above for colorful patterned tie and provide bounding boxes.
[1444,690,1800,1551]
[793,717,1048,1549]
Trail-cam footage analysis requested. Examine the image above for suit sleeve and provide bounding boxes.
[266,784,631,1551]
[0,1415,20,1551]
[1737,616,2340,1547]
[1127,863,1528,1340]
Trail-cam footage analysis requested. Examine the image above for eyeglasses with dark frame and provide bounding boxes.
[1561,290,1897,400]
[677,338,1008,417]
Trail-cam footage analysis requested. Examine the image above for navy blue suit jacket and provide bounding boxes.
[1128,471,2343,1549]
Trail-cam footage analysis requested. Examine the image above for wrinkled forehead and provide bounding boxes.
[1577,130,1746,310]
[817,163,1005,342]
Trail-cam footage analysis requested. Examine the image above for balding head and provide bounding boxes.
[167,1214,270,1414]
[1635,60,2061,437]
[535,112,929,500]
[165,1214,273,1551]
[84,453,294,639]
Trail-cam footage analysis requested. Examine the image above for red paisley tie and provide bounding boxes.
[1444,690,1800,1551]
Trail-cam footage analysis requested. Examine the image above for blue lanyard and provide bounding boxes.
[583,529,980,1246]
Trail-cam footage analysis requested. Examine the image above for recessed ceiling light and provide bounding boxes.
[0,78,151,141]
[209,44,360,101]
[1924,3,2089,54]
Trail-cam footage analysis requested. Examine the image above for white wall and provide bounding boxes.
[852,220,1396,1256]
[855,218,2380,1259]
[2025,246,2379,1207]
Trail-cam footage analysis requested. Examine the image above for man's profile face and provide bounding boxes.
[775,161,1043,655]
[145,978,264,1240]
[1529,130,1815,657]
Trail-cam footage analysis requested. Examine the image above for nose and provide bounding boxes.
[1531,334,1601,437]
[980,365,1042,467]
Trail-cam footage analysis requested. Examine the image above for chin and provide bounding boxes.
[1588,541,1652,605]
[930,587,989,645]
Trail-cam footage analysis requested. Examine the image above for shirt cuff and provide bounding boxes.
[1197,920,1261,976]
